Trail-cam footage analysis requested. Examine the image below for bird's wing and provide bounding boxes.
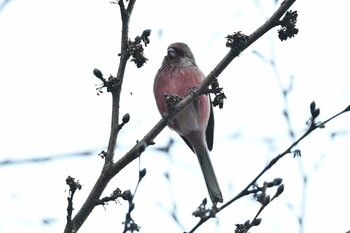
[206,100,214,151]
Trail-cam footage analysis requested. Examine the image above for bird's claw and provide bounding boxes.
[164,93,183,112]
[188,87,199,96]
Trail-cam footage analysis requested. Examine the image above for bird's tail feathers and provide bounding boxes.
[195,146,223,203]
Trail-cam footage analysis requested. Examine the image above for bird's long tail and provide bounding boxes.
[195,146,223,203]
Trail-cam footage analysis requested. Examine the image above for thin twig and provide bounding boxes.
[105,0,136,164]
[63,1,137,232]
[186,104,349,232]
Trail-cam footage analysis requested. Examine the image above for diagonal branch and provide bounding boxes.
[186,104,350,232]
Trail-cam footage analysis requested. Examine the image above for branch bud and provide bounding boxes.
[93,68,103,79]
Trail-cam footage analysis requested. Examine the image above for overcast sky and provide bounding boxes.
[0,0,349,233]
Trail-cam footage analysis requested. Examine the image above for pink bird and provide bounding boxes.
[154,42,223,203]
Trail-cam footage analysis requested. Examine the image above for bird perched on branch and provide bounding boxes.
[154,42,223,203]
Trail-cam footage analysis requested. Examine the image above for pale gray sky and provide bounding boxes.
[0,0,349,233]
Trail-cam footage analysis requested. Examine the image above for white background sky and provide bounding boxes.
[0,0,349,233]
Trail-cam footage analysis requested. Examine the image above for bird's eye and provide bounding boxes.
[180,52,186,57]
[176,49,185,57]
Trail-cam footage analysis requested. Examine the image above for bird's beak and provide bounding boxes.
[167,47,176,59]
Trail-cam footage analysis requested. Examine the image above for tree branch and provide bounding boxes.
[105,0,136,164]
[63,1,136,232]
[186,103,350,232]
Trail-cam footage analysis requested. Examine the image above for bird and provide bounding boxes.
[153,42,223,203]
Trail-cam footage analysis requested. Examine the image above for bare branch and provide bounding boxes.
[186,103,349,232]
[105,0,136,164]
[63,1,137,232]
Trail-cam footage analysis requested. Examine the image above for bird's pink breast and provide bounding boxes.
[154,66,210,135]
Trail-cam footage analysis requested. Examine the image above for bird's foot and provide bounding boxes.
[164,93,183,112]
[188,86,199,96]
